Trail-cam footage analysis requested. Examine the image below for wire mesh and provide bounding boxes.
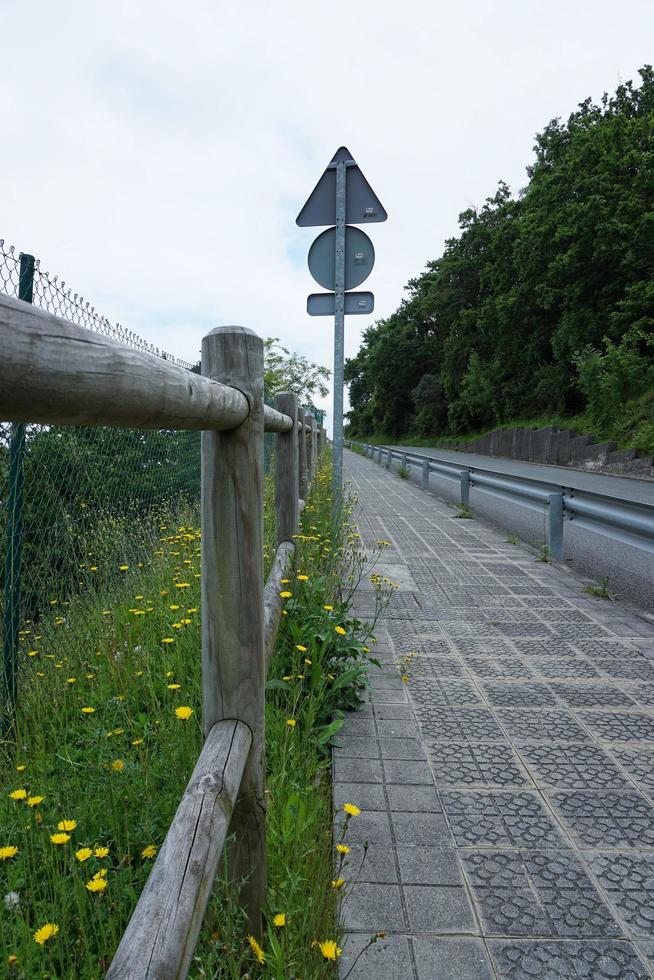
[0,239,277,725]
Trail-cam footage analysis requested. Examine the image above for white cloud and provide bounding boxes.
[1,0,652,431]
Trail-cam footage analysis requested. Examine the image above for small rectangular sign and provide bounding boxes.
[307,291,374,316]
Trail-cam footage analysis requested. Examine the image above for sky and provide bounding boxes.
[2,0,652,431]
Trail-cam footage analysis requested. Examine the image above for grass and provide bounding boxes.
[1,456,386,978]
[347,387,654,457]
[583,576,617,600]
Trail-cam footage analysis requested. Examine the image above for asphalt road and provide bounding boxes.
[379,444,654,616]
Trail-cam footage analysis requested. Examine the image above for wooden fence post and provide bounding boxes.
[274,392,299,544]
[201,325,266,937]
[305,413,314,485]
[298,416,308,501]
[311,418,318,472]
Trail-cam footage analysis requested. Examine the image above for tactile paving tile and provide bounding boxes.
[488,939,649,979]
[495,709,592,743]
[480,681,558,708]
[576,710,654,743]
[609,748,654,791]
[461,849,623,938]
[518,743,631,789]
[551,682,638,708]
[441,791,569,848]
[426,741,532,788]
[412,705,506,742]
[548,790,654,848]
[586,851,654,937]
[408,678,484,708]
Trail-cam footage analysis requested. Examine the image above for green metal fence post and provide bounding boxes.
[2,253,34,732]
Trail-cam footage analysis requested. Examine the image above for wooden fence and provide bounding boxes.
[0,294,327,978]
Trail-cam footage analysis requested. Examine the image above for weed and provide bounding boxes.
[452,504,473,519]
[396,464,409,479]
[506,533,519,544]
[584,576,616,600]
[538,543,551,562]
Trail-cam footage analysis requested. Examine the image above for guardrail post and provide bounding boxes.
[385,449,391,470]
[402,453,408,472]
[298,417,308,500]
[201,325,265,937]
[305,413,314,486]
[460,470,470,508]
[274,392,298,544]
[421,459,430,490]
[547,492,564,560]
[2,252,34,736]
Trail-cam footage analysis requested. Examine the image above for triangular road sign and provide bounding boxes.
[296,146,387,227]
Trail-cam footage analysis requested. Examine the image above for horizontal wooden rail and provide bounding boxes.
[263,405,293,433]
[263,541,295,667]
[0,294,250,431]
[106,719,252,980]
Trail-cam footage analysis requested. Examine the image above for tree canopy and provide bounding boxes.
[345,67,654,444]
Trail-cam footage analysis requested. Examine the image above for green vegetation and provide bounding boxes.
[345,67,654,454]
[0,457,384,977]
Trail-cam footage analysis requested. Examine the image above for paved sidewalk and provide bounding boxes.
[335,449,654,980]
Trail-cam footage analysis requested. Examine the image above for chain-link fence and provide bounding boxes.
[0,240,280,728]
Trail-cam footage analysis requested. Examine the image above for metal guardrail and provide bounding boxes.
[349,442,654,561]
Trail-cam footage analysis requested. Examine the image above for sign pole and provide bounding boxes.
[332,158,346,507]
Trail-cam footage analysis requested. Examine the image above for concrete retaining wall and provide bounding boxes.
[444,426,653,478]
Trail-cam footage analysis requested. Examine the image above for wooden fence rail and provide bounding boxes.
[0,298,326,978]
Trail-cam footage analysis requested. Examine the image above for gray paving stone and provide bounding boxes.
[341,843,398,884]
[426,741,532,788]
[341,882,405,931]
[340,716,377,737]
[586,851,654,937]
[396,846,463,885]
[496,708,591,742]
[386,784,442,812]
[333,757,383,783]
[379,737,427,760]
[487,939,649,978]
[373,703,415,720]
[548,790,654,848]
[333,782,387,811]
[413,938,494,980]
[339,934,414,980]
[391,812,455,846]
[337,810,393,845]
[376,718,420,738]
[518,743,630,789]
[404,885,478,933]
[384,760,435,785]
[415,706,507,741]
[333,736,381,759]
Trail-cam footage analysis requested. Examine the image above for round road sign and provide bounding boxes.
[307,226,375,291]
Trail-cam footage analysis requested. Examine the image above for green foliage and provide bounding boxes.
[345,67,654,445]
[263,338,330,410]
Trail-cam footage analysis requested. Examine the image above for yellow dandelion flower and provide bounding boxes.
[174,582,190,589]
[336,844,350,854]
[141,844,157,859]
[335,626,346,636]
[8,789,27,801]
[286,719,296,728]
[296,644,308,653]
[93,868,108,879]
[280,578,290,584]
[331,877,345,889]
[279,591,292,599]
[86,877,107,893]
[50,833,70,845]
[94,846,109,858]
[248,935,265,964]
[118,565,129,571]
[81,707,95,714]
[27,796,44,807]
[162,638,175,644]
[175,706,193,720]
[297,574,309,581]
[0,846,18,860]
[273,913,286,927]
[132,738,143,746]
[167,683,181,690]
[318,940,342,960]
[343,803,360,817]
[75,847,93,862]
[111,760,125,772]
[57,820,77,832]
[401,674,410,683]
[15,764,26,771]
[323,604,334,611]
[33,923,59,945]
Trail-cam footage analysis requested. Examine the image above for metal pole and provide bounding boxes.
[547,493,564,560]
[3,253,34,734]
[332,158,346,508]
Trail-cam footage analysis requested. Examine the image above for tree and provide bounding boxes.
[263,339,330,408]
